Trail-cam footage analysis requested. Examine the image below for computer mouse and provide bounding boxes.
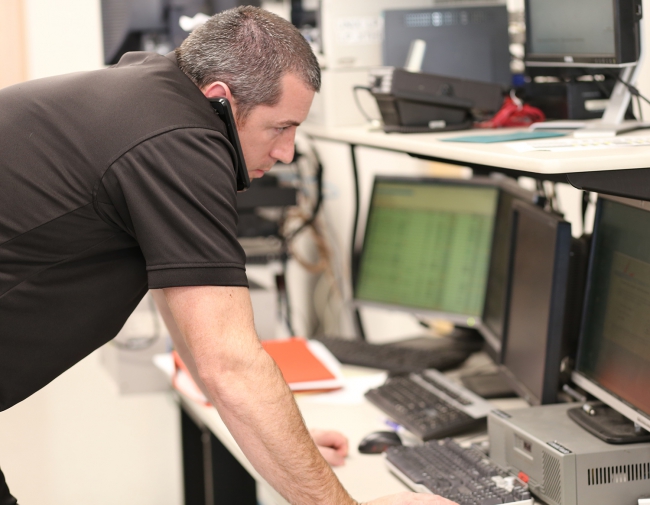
[357,430,403,454]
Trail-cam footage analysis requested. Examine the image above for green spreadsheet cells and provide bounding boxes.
[357,214,494,316]
[356,191,497,317]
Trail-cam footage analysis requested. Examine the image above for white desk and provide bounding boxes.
[178,362,530,505]
[299,123,650,201]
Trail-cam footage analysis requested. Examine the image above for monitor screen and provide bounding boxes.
[383,5,511,88]
[525,0,640,67]
[354,177,499,326]
[528,0,615,58]
[500,201,574,405]
[573,196,650,428]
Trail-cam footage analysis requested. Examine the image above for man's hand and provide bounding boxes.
[310,429,348,467]
[365,492,458,505]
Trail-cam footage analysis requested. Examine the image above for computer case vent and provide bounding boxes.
[586,462,650,486]
[542,451,562,504]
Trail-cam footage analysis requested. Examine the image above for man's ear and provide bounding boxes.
[201,81,232,100]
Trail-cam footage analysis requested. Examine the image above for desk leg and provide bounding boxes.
[181,407,257,505]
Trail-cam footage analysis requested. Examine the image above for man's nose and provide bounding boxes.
[271,135,295,165]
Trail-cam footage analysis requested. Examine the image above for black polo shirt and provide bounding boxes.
[0,52,247,411]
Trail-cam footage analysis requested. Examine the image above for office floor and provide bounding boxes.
[0,347,182,505]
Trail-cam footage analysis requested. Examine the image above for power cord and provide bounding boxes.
[608,73,650,121]
[611,73,650,108]
[352,86,376,123]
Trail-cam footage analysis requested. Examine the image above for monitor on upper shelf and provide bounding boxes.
[383,4,512,89]
[525,0,641,69]
[571,195,650,443]
[524,0,644,135]
[499,200,587,405]
[354,176,499,330]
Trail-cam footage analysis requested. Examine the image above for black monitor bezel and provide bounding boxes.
[478,179,538,361]
[498,199,573,405]
[524,0,642,68]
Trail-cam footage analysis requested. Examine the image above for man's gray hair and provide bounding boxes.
[176,6,320,122]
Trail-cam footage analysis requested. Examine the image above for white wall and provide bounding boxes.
[23,0,104,79]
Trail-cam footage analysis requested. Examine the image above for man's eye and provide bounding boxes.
[276,127,287,133]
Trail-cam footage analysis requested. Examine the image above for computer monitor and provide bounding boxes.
[499,200,585,405]
[524,0,643,135]
[101,0,260,65]
[382,5,512,88]
[572,195,650,436]
[525,0,641,69]
[354,177,499,328]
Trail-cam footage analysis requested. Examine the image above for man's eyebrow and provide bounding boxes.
[276,120,301,127]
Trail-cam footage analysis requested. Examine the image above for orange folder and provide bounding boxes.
[261,337,343,391]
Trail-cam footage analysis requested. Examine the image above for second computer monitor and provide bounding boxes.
[480,183,537,360]
[355,177,499,327]
[499,200,579,405]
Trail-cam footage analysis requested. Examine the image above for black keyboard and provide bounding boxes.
[364,374,490,440]
[312,336,472,374]
[386,439,533,505]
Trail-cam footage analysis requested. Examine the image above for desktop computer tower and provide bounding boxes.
[488,403,650,505]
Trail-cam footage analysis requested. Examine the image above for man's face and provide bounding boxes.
[234,73,315,179]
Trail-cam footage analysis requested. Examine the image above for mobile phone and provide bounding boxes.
[209,97,251,192]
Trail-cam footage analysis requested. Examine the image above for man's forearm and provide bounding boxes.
[163,285,356,505]
[206,344,354,505]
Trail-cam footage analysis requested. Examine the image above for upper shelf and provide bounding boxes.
[299,123,650,200]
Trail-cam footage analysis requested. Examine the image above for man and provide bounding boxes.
[0,6,455,504]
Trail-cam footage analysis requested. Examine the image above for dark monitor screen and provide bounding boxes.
[500,201,573,405]
[383,5,511,88]
[355,177,499,327]
[573,197,650,426]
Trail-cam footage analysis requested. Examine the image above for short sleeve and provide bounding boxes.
[96,127,247,288]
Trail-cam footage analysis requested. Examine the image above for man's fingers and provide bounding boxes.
[317,445,346,467]
[310,428,349,455]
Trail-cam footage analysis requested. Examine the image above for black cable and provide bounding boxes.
[349,144,367,341]
[611,72,650,108]
[279,252,295,336]
[352,86,375,123]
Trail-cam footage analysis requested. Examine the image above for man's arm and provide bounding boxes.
[153,289,350,467]
[162,285,352,505]
[158,285,457,505]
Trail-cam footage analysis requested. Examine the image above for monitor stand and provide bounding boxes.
[568,402,650,444]
[460,370,517,399]
[530,58,650,137]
